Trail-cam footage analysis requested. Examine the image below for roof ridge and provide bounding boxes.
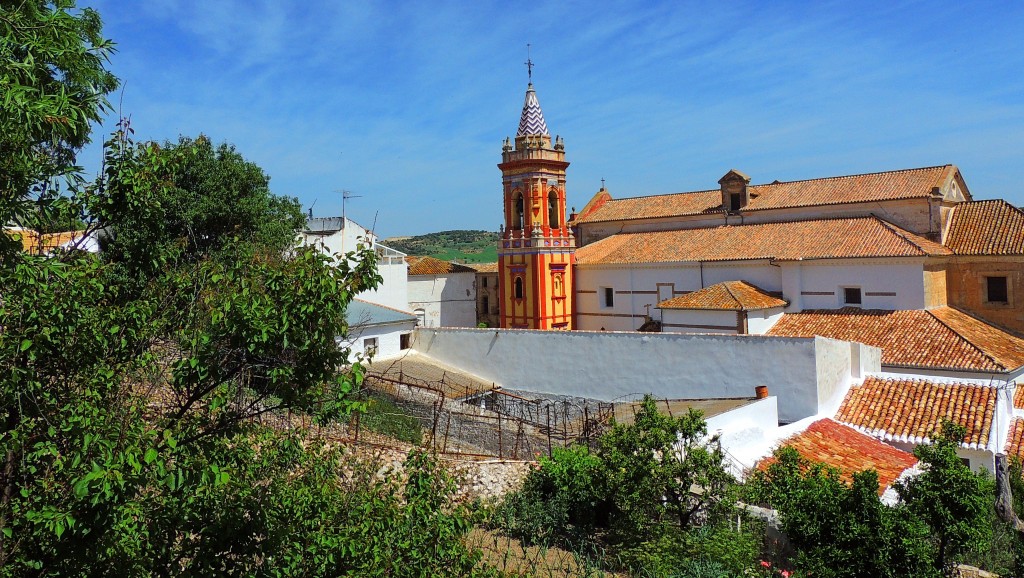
[926,307,1006,371]
[721,281,742,308]
[747,164,953,189]
[871,216,929,255]
[601,165,953,202]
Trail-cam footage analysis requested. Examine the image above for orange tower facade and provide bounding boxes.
[497,82,575,329]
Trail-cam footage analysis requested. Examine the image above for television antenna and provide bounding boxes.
[335,189,362,223]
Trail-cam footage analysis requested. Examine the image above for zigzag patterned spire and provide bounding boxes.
[516,83,549,137]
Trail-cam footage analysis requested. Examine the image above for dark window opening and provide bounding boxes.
[482,295,489,313]
[603,287,614,308]
[400,333,411,350]
[987,276,1009,303]
[514,193,524,230]
[843,287,862,306]
[548,191,559,228]
[514,277,524,299]
[729,193,742,211]
[482,277,487,288]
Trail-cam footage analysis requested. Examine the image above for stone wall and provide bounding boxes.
[947,257,1024,335]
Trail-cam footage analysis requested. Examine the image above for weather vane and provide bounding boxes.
[525,43,533,83]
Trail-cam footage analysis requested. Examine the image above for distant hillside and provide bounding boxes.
[383,230,499,263]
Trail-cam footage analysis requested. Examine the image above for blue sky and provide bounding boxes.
[81,1,1024,238]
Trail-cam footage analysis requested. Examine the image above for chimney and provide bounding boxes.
[755,385,769,399]
[719,169,752,212]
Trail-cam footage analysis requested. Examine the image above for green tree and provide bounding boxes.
[600,397,735,545]
[748,446,935,578]
[0,122,497,575]
[90,133,305,286]
[0,0,118,252]
[896,422,992,573]
[493,396,747,575]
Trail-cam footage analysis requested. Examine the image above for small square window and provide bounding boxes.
[363,337,378,356]
[399,333,411,350]
[987,276,1009,303]
[602,287,615,308]
[843,287,862,306]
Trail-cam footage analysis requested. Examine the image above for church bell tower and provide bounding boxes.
[497,68,575,329]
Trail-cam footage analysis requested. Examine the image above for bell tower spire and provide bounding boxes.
[497,52,575,330]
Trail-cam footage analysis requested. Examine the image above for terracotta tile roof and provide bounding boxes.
[466,262,499,273]
[1015,386,1024,410]
[574,216,949,265]
[835,376,997,449]
[405,256,477,275]
[658,280,787,311]
[945,200,1024,255]
[1005,418,1024,461]
[763,419,918,494]
[766,307,1024,373]
[576,165,957,224]
[5,229,86,255]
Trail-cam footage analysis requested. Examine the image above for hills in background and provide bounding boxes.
[383,230,499,263]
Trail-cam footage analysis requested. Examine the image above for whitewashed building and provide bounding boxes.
[406,256,478,328]
[340,299,416,360]
[298,216,409,312]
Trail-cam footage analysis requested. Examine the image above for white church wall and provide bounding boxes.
[661,309,739,333]
[576,263,782,332]
[412,328,879,422]
[746,308,785,334]
[796,260,925,310]
[408,272,477,328]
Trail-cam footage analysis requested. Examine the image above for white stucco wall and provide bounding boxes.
[746,308,785,334]
[576,258,927,328]
[412,328,878,422]
[298,219,410,312]
[661,309,739,334]
[795,259,925,311]
[705,396,780,476]
[408,272,477,328]
[339,320,415,361]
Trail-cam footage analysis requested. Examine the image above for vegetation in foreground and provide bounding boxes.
[490,399,1024,577]
[1,4,492,574]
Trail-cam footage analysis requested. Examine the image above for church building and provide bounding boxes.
[496,80,574,329]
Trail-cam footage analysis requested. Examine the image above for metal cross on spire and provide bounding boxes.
[525,43,533,83]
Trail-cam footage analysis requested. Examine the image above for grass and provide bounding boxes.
[468,527,622,578]
[355,393,423,445]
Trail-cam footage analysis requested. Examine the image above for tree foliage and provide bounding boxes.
[895,422,993,573]
[493,396,750,575]
[0,116,493,574]
[748,446,935,578]
[1,0,118,252]
[89,132,305,286]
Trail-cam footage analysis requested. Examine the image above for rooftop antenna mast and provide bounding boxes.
[336,189,362,223]
[525,43,533,83]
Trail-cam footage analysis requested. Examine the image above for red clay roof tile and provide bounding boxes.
[763,418,918,495]
[658,280,787,311]
[574,216,949,265]
[405,256,478,275]
[1006,418,1024,461]
[577,165,956,224]
[766,307,1024,373]
[836,376,997,449]
[946,200,1024,256]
